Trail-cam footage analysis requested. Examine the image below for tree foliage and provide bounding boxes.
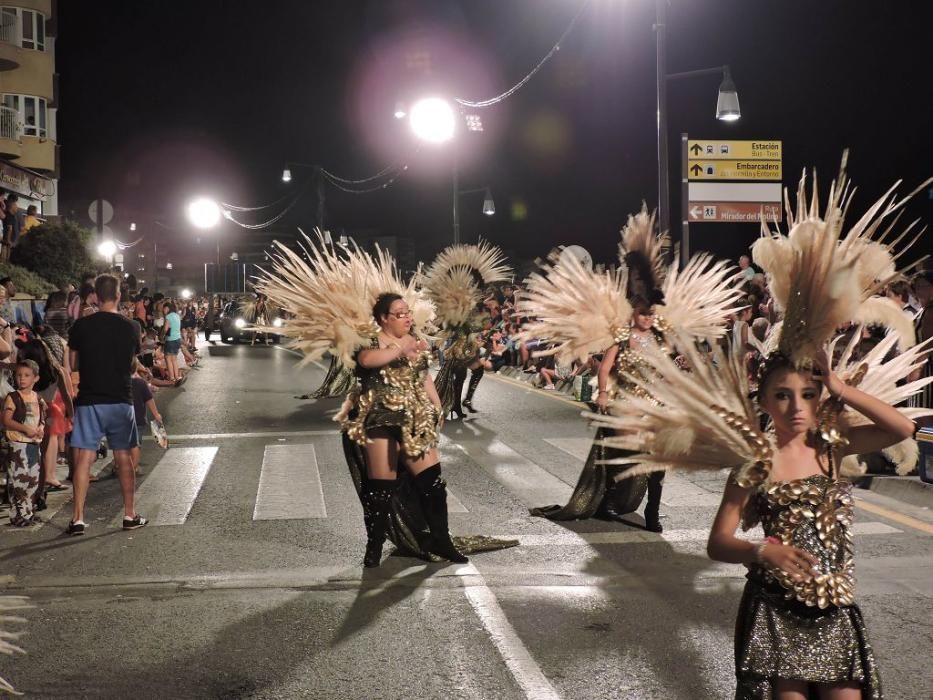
[11,219,98,288]
[0,260,56,296]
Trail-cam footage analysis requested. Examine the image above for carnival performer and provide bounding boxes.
[591,159,933,699]
[419,241,511,420]
[520,206,743,528]
[256,231,516,567]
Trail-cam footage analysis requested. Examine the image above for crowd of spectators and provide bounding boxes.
[0,272,214,529]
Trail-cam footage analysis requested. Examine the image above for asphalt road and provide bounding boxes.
[2,343,932,699]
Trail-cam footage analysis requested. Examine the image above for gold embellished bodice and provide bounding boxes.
[610,330,663,403]
[342,340,439,457]
[752,474,856,609]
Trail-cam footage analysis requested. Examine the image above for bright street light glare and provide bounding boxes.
[281,168,292,183]
[181,288,192,300]
[187,197,222,229]
[409,97,456,144]
[97,240,117,258]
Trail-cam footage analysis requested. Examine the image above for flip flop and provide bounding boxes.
[45,483,68,492]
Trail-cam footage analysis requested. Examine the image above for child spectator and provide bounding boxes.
[3,360,47,527]
[131,359,163,474]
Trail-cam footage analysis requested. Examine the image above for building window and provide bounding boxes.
[1,94,47,138]
[0,7,45,51]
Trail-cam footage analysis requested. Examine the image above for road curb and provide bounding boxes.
[856,475,933,511]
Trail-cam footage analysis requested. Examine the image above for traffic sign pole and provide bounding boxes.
[681,133,689,265]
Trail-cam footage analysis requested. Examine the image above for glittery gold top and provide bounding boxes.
[342,339,439,458]
[750,474,856,609]
[609,325,666,404]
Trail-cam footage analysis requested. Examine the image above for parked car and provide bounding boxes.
[217,299,282,344]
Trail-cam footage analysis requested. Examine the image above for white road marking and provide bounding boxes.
[447,437,572,507]
[254,444,328,520]
[157,430,341,441]
[458,563,562,700]
[117,446,218,526]
[445,488,468,513]
[495,520,901,546]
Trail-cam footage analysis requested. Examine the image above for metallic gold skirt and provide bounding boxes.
[734,579,883,699]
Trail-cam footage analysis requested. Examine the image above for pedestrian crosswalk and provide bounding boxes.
[100,432,905,545]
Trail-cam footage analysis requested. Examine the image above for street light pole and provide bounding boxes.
[452,162,460,245]
[655,0,670,242]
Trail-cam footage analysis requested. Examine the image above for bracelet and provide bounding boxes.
[754,541,769,564]
[597,389,608,395]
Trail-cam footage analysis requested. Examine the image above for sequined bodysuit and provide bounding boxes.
[734,474,882,699]
[343,340,439,459]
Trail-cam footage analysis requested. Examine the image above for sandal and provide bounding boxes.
[45,483,68,492]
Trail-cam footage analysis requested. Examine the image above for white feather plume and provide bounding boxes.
[420,241,511,327]
[590,329,771,486]
[657,254,745,339]
[516,252,632,364]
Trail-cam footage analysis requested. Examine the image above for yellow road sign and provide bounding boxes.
[688,159,782,181]
[687,140,782,160]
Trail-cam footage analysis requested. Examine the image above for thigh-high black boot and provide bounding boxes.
[414,465,468,563]
[450,365,467,419]
[361,479,397,567]
[644,471,664,533]
[462,367,484,413]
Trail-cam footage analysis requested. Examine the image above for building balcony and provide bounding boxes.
[18,134,54,172]
[0,38,18,70]
[0,105,22,158]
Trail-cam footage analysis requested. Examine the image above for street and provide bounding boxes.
[2,345,932,699]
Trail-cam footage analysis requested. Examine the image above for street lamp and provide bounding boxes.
[97,239,117,258]
[393,100,407,120]
[187,197,222,229]
[407,96,497,243]
[281,168,292,183]
[181,288,192,300]
[409,97,456,144]
[482,188,495,216]
[715,67,741,121]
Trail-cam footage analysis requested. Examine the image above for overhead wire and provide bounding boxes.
[455,3,587,109]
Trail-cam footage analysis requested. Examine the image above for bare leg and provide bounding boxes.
[773,679,809,700]
[130,446,141,473]
[71,448,96,523]
[819,682,862,700]
[43,434,63,486]
[113,449,137,518]
[363,433,400,481]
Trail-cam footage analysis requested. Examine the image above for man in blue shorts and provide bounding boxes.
[67,274,148,535]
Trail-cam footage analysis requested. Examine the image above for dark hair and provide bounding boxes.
[78,282,94,301]
[0,277,11,286]
[887,281,910,304]
[45,290,67,309]
[95,273,120,303]
[163,301,176,314]
[757,353,818,398]
[629,295,653,315]
[372,293,403,323]
[5,194,17,203]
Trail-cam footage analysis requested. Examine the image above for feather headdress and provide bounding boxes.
[619,204,669,305]
[752,153,930,366]
[420,240,511,328]
[516,250,632,364]
[656,254,746,340]
[591,329,772,488]
[255,229,432,367]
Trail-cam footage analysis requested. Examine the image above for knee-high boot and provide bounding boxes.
[462,367,484,413]
[414,465,468,563]
[644,471,664,533]
[450,365,467,419]
[361,479,397,567]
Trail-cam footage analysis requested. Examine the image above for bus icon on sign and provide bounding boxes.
[720,144,730,155]
[706,145,714,155]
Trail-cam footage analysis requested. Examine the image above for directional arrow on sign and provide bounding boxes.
[690,164,703,176]
[690,143,702,156]
[689,205,702,219]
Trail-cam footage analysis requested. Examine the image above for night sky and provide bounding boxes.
[56,0,932,273]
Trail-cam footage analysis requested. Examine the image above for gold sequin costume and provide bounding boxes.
[734,473,882,699]
[341,338,518,560]
[434,318,484,415]
[343,339,440,459]
[530,324,667,520]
